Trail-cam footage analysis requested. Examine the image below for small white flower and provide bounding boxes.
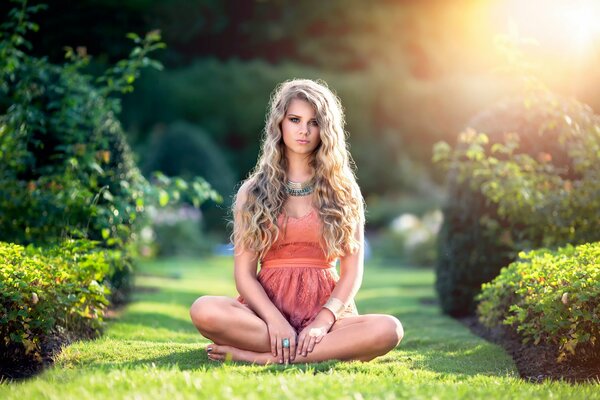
[404,227,431,249]
[390,214,420,233]
[422,210,443,234]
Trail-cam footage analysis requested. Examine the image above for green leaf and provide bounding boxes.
[432,141,451,163]
[126,32,141,43]
[158,190,169,207]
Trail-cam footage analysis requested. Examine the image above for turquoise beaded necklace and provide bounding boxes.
[285,177,315,196]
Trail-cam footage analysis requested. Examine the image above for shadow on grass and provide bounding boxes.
[131,288,207,308]
[88,342,512,380]
[94,347,343,374]
[399,344,515,376]
[135,271,183,280]
[116,311,195,333]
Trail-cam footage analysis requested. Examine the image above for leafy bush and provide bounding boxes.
[434,182,514,316]
[0,2,163,250]
[0,240,117,362]
[0,0,221,257]
[0,6,222,367]
[435,96,600,247]
[477,242,600,364]
[432,89,600,316]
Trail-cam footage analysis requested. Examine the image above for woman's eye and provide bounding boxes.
[288,117,318,126]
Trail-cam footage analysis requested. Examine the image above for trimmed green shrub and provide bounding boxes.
[0,240,116,362]
[434,168,515,316]
[477,242,600,364]
[433,89,600,316]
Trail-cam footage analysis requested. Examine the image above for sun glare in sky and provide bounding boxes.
[563,1,600,53]
[491,0,600,56]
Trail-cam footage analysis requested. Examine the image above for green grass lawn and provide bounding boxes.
[1,256,598,399]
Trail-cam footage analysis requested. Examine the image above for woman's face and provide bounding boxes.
[281,98,321,156]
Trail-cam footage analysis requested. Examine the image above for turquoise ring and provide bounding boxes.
[282,338,290,348]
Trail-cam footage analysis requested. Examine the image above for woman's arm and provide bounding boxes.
[297,195,364,356]
[232,181,284,324]
[318,219,365,322]
[295,219,364,357]
[234,253,283,324]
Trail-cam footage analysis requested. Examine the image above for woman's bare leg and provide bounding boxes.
[189,295,271,352]
[206,314,403,364]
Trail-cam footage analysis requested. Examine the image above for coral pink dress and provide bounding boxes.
[237,206,358,332]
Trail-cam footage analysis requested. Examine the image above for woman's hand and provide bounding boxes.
[296,309,335,357]
[266,315,298,364]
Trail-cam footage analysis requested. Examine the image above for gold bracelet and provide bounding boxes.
[322,297,346,321]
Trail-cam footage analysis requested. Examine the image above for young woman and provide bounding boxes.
[189,78,403,365]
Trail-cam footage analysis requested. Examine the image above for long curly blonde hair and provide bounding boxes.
[229,78,365,262]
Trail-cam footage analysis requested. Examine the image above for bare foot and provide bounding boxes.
[206,343,276,365]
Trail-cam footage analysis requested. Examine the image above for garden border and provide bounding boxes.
[460,316,600,383]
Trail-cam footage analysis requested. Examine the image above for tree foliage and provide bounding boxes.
[0,0,221,248]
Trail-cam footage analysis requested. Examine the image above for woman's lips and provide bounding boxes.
[297,140,309,144]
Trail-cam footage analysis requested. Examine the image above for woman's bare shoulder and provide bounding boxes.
[234,179,254,210]
[351,180,363,196]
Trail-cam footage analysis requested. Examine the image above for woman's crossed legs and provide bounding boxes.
[189,295,403,365]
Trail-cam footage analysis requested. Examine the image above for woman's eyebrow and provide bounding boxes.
[287,113,317,120]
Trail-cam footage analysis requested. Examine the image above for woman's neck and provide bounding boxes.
[285,154,313,182]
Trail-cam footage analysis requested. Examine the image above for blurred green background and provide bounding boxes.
[6,0,599,263]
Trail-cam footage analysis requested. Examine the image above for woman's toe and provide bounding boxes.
[206,343,220,360]
[207,346,223,360]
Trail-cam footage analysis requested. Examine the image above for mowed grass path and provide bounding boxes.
[2,256,598,399]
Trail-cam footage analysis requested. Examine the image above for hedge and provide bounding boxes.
[0,240,118,363]
[477,242,600,364]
